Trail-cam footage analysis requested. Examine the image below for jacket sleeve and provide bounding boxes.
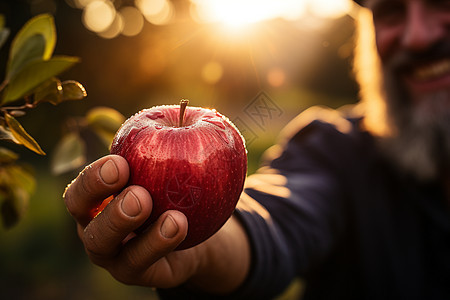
[233,115,354,299]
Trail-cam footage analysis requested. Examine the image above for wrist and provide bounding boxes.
[185,215,251,295]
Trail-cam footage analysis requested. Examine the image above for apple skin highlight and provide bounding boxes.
[110,102,247,250]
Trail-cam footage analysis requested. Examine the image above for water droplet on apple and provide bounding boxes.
[128,127,141,142]
[146,111,165,120]
[155,124,163,130]
[203,118,226,129]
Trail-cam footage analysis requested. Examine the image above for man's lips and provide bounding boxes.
[403,58,450,94]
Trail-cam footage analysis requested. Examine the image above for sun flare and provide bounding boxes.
[191,0,354,28]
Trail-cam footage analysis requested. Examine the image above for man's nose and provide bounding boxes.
[401,2,445,52]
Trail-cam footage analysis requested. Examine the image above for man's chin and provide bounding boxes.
[380,86,450,182]
[413,89,450,123]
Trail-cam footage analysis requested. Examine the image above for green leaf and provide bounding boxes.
[2,56,80,104]
[86,107,125,148]
[0,124,19,143]
[0,164,35,228]
[0,185,32,228]
[1,196,20,228]
[7,164,36,194]
[6,33,46,79]
[51,132,86,175]
[0,15,10,57]
[7,14,56,75]
[0,28,10,50]
[4,113,46,155]
[0,147,19,164]
[61,80,87,102]
[86,107,125,133]
[33,77,63,104]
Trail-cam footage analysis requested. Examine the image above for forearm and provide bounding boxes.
[185,215,251,295]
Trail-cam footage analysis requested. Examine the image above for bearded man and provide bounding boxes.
[64,0,449,299]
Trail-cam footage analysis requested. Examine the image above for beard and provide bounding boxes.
[353,9,450,182]
[377,44,450,182]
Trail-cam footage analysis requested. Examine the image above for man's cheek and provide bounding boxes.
[375,26,402,62]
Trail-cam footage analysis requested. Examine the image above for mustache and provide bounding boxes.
[385,40,450,73]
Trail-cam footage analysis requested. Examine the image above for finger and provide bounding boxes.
[111,210,188,282]
[82,185,152,266]
[64,155,130,227]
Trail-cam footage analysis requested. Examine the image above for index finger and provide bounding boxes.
[63,155,130,227]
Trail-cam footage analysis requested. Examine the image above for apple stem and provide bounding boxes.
[179,99,189,127]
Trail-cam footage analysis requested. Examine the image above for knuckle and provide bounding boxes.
[110,271,139,285]
[79,166,100,198]
[123,249,147,273]
[109,259,145,285]
[63,165,99,216]
[83,231,115,266]
[83,227,103,255]
[63,188,85,223]
[104,212,125,236]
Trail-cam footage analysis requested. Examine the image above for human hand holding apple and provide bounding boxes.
[63,100,250,293]
[109,100,247,249]
[63,154,251,294]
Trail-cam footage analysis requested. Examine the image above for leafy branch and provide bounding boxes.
[0,13,87,228]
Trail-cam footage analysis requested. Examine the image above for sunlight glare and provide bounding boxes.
[309,0,353,19]
[191,0,354,27]
[191,0,304,27]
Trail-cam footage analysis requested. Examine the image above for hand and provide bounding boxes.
[63,155,250,293]
[63,155,200,287]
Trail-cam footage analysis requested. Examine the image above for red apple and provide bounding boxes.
[110,100,247,250]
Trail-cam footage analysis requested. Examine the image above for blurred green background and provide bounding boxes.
[0,0,359,298]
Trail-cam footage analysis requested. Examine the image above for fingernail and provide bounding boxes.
[121,191,141,217]
[161,215,178,239]
[100,160,119,184]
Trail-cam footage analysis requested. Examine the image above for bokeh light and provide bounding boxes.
[82,0,115,33]
[201,62,224,84]
[267,67,286,87]
[135,0,174,25]
[135,0,166,16]
[71,0,355,38]
[119,6,144,37]
[97,13,124,39]
[73,0,96,9]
